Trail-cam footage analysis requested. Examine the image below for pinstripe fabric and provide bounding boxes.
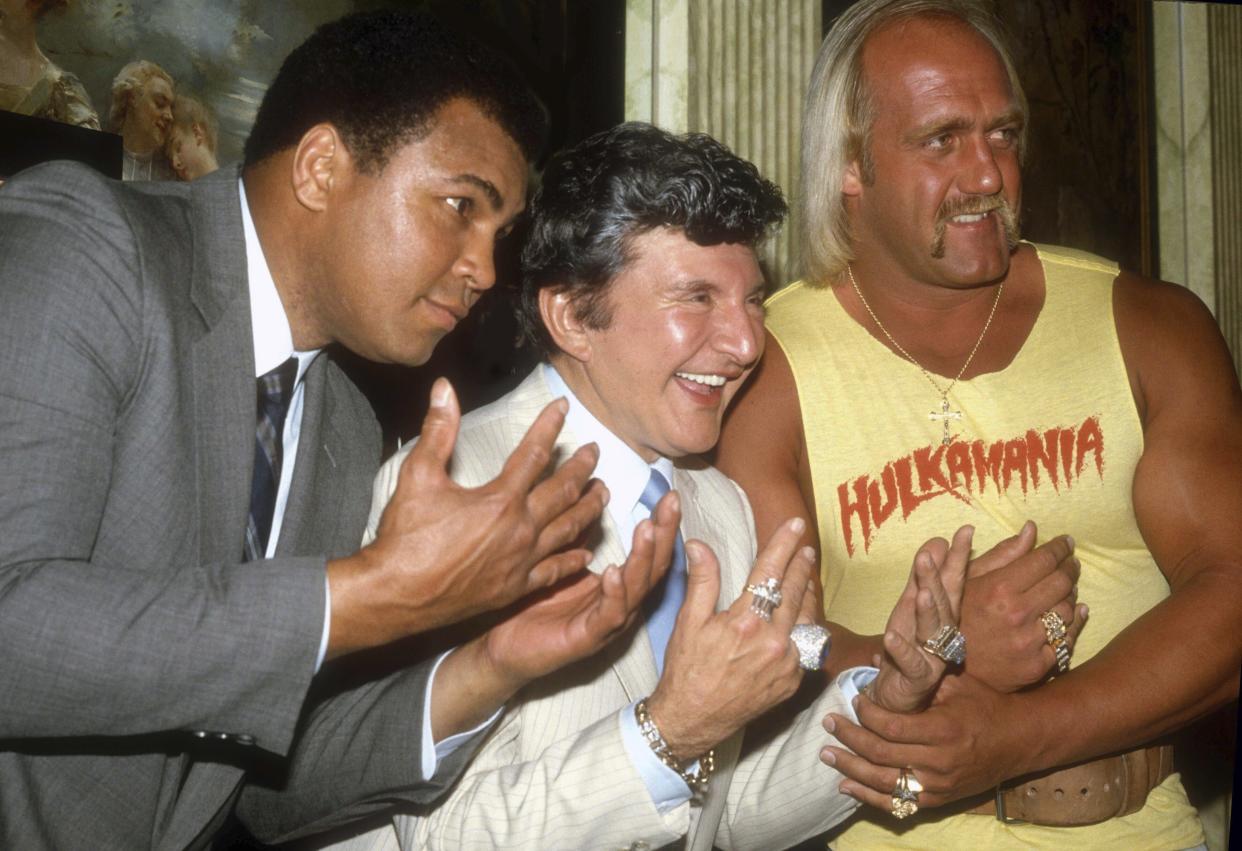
[332,369,858,851]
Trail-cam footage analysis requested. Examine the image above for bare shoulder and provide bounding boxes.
[1112,270,1241,424]
[715,328,819,548]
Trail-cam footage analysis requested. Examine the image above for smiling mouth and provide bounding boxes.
[948,211,992,224]
[675,371,727,388]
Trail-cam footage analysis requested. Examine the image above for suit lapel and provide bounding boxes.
[276,357,340,558]
[674,466,746,850]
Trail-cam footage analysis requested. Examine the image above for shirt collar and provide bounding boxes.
[541,363,673,526]
[239,178,318,382]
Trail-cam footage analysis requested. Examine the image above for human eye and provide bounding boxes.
[924,132,952,151]
[990,126,1020,148]
[445,197,473,216]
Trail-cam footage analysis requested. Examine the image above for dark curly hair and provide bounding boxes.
[243,11,546,172]
[517,122,787,356]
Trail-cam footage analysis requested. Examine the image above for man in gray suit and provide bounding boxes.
[0,12,655,849]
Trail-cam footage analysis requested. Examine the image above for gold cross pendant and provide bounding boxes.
[928,397,963,446]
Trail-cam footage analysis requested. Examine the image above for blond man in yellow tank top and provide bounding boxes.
[716,1,1242,849]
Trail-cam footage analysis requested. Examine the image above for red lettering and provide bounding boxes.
[1002,437,1029,494]
[838,476,872,556]
[1026,428,1061,492]
[867,463,899,533]
[913,444,950,495]
[1077,416,1105,479]
[972,439,1004,495]
[896,456,933,519]
[945,441,974,494]
[1059,427,1075,483]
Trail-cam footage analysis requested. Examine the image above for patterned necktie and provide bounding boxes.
[244,357,298,561]
[638,467,687,675]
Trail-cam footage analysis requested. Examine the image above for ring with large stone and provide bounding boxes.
[921,624,966,665]
[790,624,831,671]
[890,767,923,819]
[1040,610,1072,674]
[744,577,783,622]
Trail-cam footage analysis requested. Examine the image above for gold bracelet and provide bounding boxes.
[634,698,715,794]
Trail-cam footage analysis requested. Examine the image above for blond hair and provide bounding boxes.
[171,94,218,154]
[799,0,1027,286]
[107,60,173,133]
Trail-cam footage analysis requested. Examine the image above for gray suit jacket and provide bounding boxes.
[0,163,469,849]
[334,369,858,851]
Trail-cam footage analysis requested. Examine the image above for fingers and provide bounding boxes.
[735,517,805,616]
[497,397,574,494]
[530,478,609,561]
[525,442,602,532]
[771,547,815,632]
[526,548,593,590]
[678,539,722,629]
[1066,603,1089,646]
[1023,543,1080,610]
[796,568,821,625]
[885,627,938,685]
[403,378,461,484]
[646,490,681,587]
[590,564,630,630]
[967,519,1036,578]
[940,526,973,615]
[820,739,914,812]
[914,557,956,637]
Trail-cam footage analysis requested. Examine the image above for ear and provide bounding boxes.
[291,123,351,213]
[842,159,864,197]
[539,288,593,363]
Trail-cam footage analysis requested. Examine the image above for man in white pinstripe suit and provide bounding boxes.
[329,124,977,851]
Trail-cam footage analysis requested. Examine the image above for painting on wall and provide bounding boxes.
[1,0,604,184]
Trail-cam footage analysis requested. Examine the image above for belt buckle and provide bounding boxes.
[994,785,1027,825]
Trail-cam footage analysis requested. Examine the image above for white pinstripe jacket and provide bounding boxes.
[328,368,859,851]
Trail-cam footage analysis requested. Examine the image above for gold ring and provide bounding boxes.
[1040,610,1071,674]
[890,767,922,819]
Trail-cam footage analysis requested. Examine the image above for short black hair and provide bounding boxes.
[517,122,787,356]
[243,11,546,172]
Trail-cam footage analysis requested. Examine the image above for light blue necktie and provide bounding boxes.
[639,468,686,675]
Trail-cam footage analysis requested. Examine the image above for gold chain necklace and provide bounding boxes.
[847,265,1003,446]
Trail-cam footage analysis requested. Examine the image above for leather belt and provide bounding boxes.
[967,744,1174,826]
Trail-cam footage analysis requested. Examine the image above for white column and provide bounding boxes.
[626,0,822,287]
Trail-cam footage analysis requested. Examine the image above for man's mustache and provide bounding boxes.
[931,195,1020,258]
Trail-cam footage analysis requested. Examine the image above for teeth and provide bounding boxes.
[951,212,989,223]
[676,372,727,387]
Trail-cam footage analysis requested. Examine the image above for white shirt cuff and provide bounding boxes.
[618,701,694,815]
[837,666,877,723]
[421,650,504,780]
[315,575,331,673]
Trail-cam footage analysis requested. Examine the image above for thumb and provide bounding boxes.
[968,519,1036,578]
[679,539,721,628]
[408,378,461,480]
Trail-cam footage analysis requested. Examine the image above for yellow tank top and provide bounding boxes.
[766,244,1203,850]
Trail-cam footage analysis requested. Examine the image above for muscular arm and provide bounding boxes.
[1000,273,1242,766]
[715,330,882,670]
[829,273,1242,804]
